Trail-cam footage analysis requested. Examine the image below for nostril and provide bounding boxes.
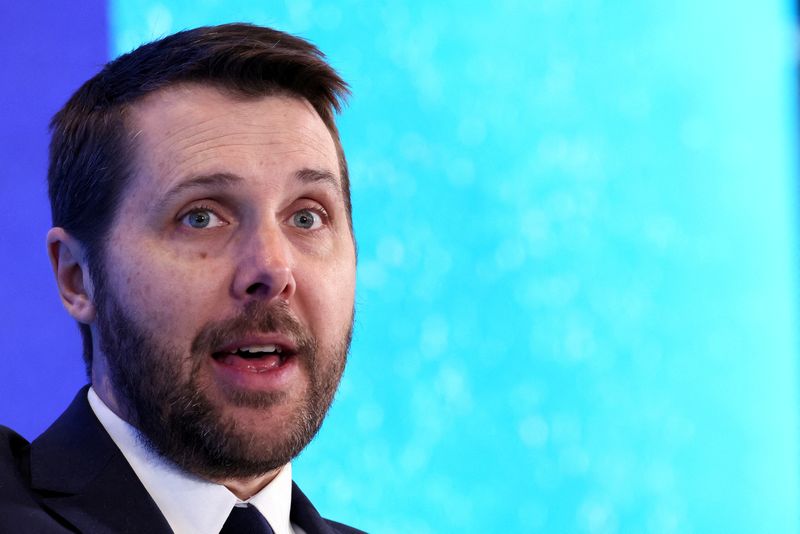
[235,264,293,301]
[245,282,270,295]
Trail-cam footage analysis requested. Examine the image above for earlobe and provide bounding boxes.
[46,228,96,324]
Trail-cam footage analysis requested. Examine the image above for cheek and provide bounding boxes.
[297,257,356,330]
[106,243,228,334]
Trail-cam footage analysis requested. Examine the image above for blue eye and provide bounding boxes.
[292,209,320,230]
[181,209,225,229]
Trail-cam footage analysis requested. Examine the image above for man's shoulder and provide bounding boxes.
[323,518,367,534]
[0,391,172,533]
[0,425,73,532]
[0,424,32,485]
[0,424,30,452]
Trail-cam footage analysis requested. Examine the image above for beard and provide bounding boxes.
[93,280,351,481]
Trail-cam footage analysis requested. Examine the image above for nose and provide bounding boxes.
[231,226,296,303]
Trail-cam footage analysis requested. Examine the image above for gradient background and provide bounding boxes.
[2,1,799,532]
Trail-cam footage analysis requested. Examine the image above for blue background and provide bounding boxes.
[2,1,799,532]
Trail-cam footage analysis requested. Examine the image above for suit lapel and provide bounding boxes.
[29,386,173,534]
[290,482,339,534]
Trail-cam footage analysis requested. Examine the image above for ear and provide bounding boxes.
[46,227,96,324]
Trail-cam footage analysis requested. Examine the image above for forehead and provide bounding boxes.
[124,84,340,194]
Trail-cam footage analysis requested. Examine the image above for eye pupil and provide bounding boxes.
[294,211,315,229]
[188,211,210,228]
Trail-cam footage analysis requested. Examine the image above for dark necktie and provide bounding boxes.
[219,504,275,534]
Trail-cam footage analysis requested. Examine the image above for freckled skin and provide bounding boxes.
[89,84,357,496]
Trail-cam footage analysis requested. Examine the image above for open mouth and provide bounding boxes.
[212,343,296,373]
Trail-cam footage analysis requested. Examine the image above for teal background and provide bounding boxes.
[109,2,800,532]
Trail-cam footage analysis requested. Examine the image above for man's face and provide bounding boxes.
[91,85,356,479]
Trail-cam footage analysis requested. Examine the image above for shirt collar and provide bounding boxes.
[87,387,296,534]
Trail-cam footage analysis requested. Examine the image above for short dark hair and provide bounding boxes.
[47,23,351,372]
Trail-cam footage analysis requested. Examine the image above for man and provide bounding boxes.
[0,23,363,534]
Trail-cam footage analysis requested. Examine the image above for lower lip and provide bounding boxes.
[209,353,300,390]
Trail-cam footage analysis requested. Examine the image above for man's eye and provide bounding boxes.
[291,209,322,230]
[181,209,225,229]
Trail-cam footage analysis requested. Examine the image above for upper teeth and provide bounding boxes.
[238,344,280,354]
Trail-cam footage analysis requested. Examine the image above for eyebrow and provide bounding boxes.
[294,168,342,194]
[155,168,342,210]
[156,172,243,211]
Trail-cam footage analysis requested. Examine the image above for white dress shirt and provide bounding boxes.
[87,387,306,534]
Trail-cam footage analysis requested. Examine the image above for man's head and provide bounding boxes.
[48,23,352,371]
[45,24,356,482]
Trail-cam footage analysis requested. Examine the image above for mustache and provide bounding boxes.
[190,301,316,358]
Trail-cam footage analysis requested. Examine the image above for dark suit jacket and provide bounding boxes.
[0,387,364,534]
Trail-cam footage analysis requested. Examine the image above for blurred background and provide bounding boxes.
[1,1,799,532]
